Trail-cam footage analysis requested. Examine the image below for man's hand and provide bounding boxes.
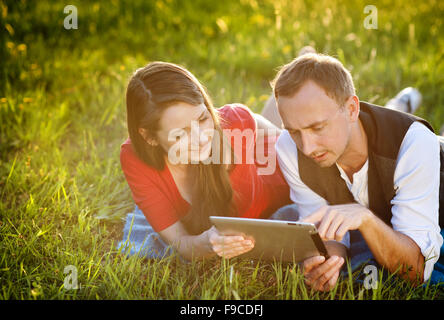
[302,204,372,241]
[206,226,255,259]
[303,255,345,291]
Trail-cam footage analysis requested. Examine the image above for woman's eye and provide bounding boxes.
[199,116,209,122]
[174,130,186,140]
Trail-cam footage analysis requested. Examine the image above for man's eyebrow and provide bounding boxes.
[284,119,327,132]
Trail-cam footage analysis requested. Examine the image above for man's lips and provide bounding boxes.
[311,151,328,161]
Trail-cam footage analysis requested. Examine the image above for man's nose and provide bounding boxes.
[300,132,318,156]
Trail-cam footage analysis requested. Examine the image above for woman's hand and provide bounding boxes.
[160,222,254,260]
[205,226,255,259]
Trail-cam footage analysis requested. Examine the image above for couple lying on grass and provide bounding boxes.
[119,48,444,292]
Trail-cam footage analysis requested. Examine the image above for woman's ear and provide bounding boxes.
[138,128,158,146]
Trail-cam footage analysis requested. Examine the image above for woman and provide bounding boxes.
[120,61,291,260]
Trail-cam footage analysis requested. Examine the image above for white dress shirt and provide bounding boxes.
[276,121,443,281]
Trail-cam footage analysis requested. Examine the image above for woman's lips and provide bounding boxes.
[190,140,212,153]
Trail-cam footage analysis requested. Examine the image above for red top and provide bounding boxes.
[120,103,291,232]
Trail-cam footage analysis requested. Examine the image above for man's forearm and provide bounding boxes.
[360,212,425,283]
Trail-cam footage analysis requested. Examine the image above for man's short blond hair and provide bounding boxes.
[272,53,356,106]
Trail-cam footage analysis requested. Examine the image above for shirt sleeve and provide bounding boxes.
[218,103,257,133]
[391,122,443,282]
[120,144,181,232]
[276,130,350,248]
[217,103,257,164]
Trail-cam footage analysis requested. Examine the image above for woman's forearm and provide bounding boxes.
[159,223,216,260]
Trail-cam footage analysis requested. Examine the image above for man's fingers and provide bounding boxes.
[312,257,344,290]
[305,255,336,285]
[323,261,343,291]
[323,269,341,291]
[335,223,349,242]
[303,255,326,274]
[324,214,344,240]
[317,208,337,239]
[301,206,328,224]
[304,256,344,288]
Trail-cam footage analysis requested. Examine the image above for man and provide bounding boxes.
[272,53,443,291]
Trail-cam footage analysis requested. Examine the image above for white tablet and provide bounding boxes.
[209,216,329,263]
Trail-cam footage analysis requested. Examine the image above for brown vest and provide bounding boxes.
[297,101,443,228]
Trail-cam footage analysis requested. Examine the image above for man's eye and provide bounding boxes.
[289,131,300,139]
[313,125,325,132]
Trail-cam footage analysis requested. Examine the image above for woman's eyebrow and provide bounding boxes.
[176,109,207,130]
[197,109,207,119]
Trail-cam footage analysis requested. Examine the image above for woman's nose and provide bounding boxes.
[190,123,212,147]
[199,130,211,144]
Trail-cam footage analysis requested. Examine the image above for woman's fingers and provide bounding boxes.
[212,238,254,258]
[209,233,243,245]
[206,227,255,259]
[214,245,254,259]
[213,240,253,252]
[213,239,254,252]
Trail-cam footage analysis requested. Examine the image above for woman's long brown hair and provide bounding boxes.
[125,61,237,235]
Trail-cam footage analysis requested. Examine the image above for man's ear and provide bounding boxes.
[345,95,360,122]
[138,128,158,146]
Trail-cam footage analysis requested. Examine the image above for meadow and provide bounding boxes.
[1,0,444,300]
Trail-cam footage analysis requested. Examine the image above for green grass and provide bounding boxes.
[1,0,444,299]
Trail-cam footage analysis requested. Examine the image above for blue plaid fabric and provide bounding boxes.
[117,205,173,259]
